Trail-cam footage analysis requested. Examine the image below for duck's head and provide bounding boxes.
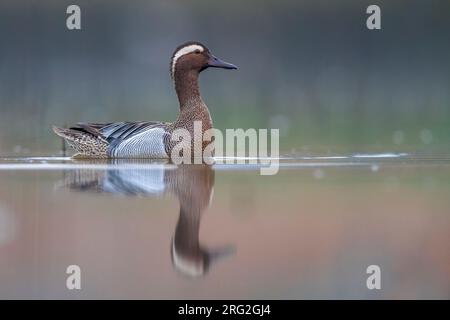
[170,41,237,79]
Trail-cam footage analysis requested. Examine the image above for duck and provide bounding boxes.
[53,41,237,159]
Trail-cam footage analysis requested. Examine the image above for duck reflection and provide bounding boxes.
[60,161,234,277]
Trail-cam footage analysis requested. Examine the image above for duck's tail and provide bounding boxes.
[52,126,109,158]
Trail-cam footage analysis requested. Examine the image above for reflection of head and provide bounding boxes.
[171,236,235,278]
[170,238,205,277]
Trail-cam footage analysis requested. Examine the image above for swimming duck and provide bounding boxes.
[53,41,237,159]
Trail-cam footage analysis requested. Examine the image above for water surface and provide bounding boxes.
[0,154,449,299]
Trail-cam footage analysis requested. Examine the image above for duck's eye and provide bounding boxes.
[194,50,201,54]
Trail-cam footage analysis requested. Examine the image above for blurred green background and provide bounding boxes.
[0,0,449,156]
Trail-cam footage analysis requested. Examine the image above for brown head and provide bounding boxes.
[170,41,237,80]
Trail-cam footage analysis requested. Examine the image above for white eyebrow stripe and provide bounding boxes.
[171,44,204,77]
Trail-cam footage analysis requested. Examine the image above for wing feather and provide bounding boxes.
[73,121,170,143]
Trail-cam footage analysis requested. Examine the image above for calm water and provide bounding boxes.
[0,154,449,299]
